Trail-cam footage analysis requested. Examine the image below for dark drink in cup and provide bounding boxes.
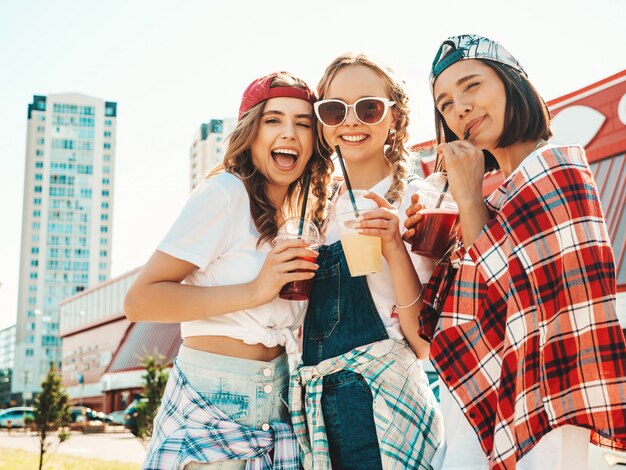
[274,217,321,301]
[279,255,317,300]
[410,209,459,259]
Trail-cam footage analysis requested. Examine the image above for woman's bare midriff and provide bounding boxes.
[183,335,285,362]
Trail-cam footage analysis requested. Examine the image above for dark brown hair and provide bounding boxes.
[317,53,411,203]
[434,59,552,170]
[209,73,334,245]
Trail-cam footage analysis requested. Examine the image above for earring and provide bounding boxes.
[385,128,397,146]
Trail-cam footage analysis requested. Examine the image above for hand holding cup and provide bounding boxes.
[354,191,404,258]
[253,237,319,305]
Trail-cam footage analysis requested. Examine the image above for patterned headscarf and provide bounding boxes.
[430,34,526,91]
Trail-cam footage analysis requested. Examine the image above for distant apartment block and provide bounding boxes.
[189,118,235,191]
[12,93,116,399]
[0,325,16,406]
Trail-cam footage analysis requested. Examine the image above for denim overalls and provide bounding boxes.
[302,240,388,469]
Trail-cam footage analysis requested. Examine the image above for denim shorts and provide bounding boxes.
[177,345,290,470]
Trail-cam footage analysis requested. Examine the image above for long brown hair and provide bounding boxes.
[316,53,411,203]
[209,73,334,245]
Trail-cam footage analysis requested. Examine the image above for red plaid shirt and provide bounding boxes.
[420,144,626,469]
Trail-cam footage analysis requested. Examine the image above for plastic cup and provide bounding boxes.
[409,179,459,260]
[275,218,321,301]
[335,190,382,277]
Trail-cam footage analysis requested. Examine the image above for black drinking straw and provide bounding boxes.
[436,130,470,208]
[334,145,359,216]
[298,172,311,237]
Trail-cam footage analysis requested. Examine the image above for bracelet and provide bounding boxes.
[394,285,424,310]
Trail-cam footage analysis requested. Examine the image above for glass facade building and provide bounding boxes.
[12,94,116,399]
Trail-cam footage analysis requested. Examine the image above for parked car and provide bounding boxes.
[106,410,126,426]
[0,407,35,428]
[123,398,148,436]
[69,406,113,428]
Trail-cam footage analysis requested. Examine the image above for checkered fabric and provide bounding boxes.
[143,360,300,470]
[289,339,443,469]
[420,144,626,469]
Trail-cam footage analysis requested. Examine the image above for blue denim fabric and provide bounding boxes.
[302,241,388,469]
[176,345,290,469]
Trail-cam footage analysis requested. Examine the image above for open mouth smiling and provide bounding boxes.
[271,148,299,170]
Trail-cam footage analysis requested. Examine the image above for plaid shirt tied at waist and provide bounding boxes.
[420,144,626,469]
[143,360,300,470]
[289,338,443,469]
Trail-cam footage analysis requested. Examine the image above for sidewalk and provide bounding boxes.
[0,429,146,464]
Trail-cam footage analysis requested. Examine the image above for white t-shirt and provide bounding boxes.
[157,172,306,354]
[431,383,591,470]
[324,175,435,339]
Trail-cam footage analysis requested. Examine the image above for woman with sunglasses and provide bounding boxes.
[289,53,443,469]
[404,35,626,469]
[124,72,334,469]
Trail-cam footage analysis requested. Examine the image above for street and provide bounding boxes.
[0,428,146,464]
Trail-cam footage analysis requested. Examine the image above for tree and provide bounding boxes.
[32,365,71,470]
[135,351,169,442]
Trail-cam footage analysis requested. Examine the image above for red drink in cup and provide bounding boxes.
[279,255,318,300]
[274,217,321,301]
[407,174,460,260]
[410,209,459,259]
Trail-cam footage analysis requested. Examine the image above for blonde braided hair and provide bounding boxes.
[316,53,411,204]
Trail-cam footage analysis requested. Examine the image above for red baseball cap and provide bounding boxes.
[238,72,317,120]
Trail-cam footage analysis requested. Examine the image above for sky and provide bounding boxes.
[0,0,625,330]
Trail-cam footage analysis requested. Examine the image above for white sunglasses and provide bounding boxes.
[314,97,396,127]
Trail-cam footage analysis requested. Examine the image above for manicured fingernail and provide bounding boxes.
[356,216,364,222]
[353,223,361,229]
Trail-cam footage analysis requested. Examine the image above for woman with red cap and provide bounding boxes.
[404,34,626,469]
[124,71,333,469]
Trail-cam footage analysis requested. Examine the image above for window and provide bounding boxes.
[30,272,38,279]
[30,260,38,267]
[101,202,109,209]
[99,262,107,269]
[34,198,41,205]
[34,186,42,193]
[104,131,111,137]
[99,274,106,282]
[35,174,43,181]
[99,250,107,257]
[32,222,40,229]
[102,178,109,185]
[103,166,110,174]
[36,149,44,156]
[103,143,111,149]
[102,190,109,197]
[100,226,108,233]
[31,247,39,254]
[101,214,108,221]
[33,210,41,217]
[100,238,107,245]
[37,138,44,145]
[26,349,34,357]
[103,154,110,162]
[35,162,43,168]
[105,119,112,126]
